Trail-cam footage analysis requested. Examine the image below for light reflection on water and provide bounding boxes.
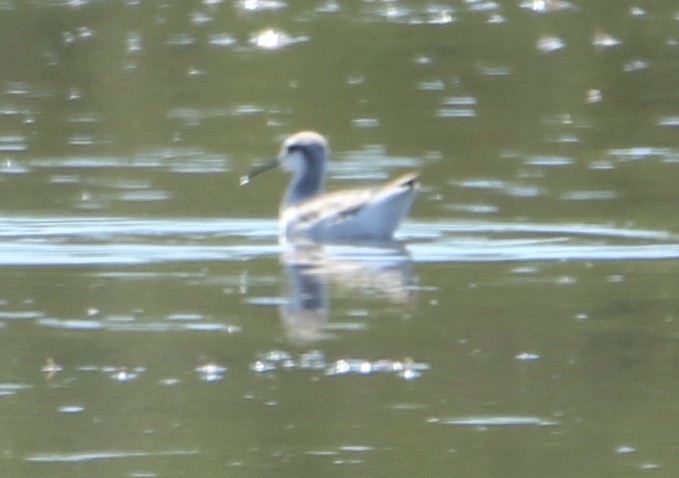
[0,216,676,265]
[25,449,200,464]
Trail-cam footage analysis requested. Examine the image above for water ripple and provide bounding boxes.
[409,239,679,264]
[36,317,240,333]
[0,217,675,266]
[25,449,198,464]
[250,349,428,380]
[429,416,558,427]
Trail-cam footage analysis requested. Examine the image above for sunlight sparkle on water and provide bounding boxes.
[249,29,308,50]
[430,416,559,427]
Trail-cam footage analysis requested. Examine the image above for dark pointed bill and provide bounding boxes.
[239,158,279,186]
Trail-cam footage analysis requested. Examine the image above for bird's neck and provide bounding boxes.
[282,166,326,208]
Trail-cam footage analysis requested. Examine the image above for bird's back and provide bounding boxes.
[280,172,419,243]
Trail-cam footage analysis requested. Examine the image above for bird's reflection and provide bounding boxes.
[279,242,415,344]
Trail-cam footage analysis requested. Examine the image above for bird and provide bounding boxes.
[240,131,418,244]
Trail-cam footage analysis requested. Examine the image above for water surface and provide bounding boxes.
[1,0,679,476]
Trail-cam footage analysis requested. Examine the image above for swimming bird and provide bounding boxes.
[241,131,419,243]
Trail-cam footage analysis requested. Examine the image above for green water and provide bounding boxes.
[0,0,679,476]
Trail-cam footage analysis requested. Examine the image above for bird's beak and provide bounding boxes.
[239,158,280,186]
